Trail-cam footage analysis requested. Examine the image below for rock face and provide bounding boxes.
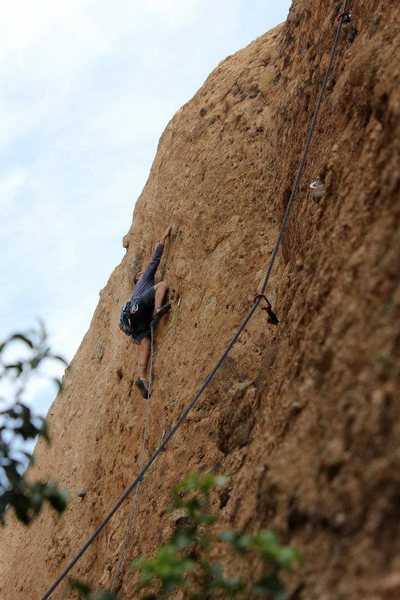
[1,1,399,598]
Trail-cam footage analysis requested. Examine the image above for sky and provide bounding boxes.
[0,0,291,416]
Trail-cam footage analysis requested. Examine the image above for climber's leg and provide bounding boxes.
[137,335,151,379]
[135,335,151,398]
[154,281,168,310]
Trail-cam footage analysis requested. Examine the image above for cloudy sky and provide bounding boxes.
[0,0,291,414]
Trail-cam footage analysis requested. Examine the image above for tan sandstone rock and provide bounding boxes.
[0,1,399,599]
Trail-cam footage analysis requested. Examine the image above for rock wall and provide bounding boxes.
[1,1,399,598]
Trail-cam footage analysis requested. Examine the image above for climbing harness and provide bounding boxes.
[41,2,351,597]
[254,294,279,325]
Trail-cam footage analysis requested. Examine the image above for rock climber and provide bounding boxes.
[119,226,172,398]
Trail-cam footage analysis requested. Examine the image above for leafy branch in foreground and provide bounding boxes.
[72,473,302,600]
[0,322,68,524]
[69,580,117,600]
[130,472,303,599]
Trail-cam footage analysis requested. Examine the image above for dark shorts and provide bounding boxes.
[131,287,155,344]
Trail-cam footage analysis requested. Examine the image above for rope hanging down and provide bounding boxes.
[110,320,155,592]
[41,3,350,598]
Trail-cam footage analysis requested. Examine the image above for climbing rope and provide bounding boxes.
[109,412,146,593]
[41,3,351,597]
[110,320,155,593]
[149,318,155,397]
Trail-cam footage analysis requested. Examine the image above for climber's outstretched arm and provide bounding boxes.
[160,226,172,245]
[140,226,172,283]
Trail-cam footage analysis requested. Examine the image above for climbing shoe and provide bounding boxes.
[136,378,151,399]
[153,303,171,322]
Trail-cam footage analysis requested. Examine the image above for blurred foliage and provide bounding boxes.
[0,322,68,524]
[72,473,302,599]
[70,580,118,600]
[131,472,303,600]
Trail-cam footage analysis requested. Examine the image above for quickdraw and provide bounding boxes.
[254,294,279,325]
[338,11,352,24]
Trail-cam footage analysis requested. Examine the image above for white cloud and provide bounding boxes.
[0,1,107,60]
[0,168,26,209]
[146,0,202,26]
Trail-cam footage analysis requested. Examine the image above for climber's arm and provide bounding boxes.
[141,227,172,282]
[160,226,172,245]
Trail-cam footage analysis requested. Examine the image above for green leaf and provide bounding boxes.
[4,462,22,485]
[52,354,69,367]
[173,529,195,549]
[13,493,32,525]
[246,530,304,570]
[4,362,24,375]
[209,562,242,593]
[218,530,250,555]
[252,574,286,600]
[218,530,240,544]
[53,377,63,392]
[214,475,229,488]
[131,544,194,594]
[39,419,50,443]
[28,486,45,512]
[29,356,42,370]
[2,407,19,419]
[89,592,119,600]
[8,334,34,348]
[14,404,39,439]
[70,579,92,597]
[0,490,14,520]
[47,489,67,513]
[0,325,67,526]
[22,451,33,463]
[70,580,119,599]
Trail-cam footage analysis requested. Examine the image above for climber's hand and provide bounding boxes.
[162,226,172,243]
